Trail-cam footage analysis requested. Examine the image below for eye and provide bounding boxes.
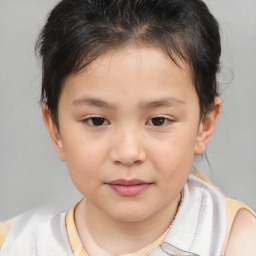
[83,117,110,126]
[147,117,171,126]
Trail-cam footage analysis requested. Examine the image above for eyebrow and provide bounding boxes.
[139,97,185,110]
[72,97,115,109]
[72,96,185,109]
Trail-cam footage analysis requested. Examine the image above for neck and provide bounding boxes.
[75,194,181,255]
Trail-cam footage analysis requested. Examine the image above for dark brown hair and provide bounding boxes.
[36,0,221,126]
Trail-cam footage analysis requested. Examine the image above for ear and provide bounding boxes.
[42,105,66,161]
[194,97,222,155]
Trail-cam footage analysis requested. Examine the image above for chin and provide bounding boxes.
[106,206,154,223]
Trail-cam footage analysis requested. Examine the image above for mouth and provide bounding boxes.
[106,179,152,197]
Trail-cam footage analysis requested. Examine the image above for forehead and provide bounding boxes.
[61,46,196,105]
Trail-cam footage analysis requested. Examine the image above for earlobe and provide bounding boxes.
[194,97,222,155]
[42,105,66,161]
[57,138,63,148]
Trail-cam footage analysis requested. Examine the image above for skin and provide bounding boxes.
[43,46,226,254]
[224,209,256,255]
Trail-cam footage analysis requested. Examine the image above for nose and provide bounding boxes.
[110,128,146,167]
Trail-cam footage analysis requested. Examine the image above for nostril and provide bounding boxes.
[111,148,146,167]
[113,158,143,167]
[134,159,143,165]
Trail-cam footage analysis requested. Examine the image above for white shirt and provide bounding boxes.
[0,175,226,256]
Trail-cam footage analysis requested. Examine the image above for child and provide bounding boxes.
[0,0,255,255]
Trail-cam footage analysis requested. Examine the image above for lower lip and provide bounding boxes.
[108,184,151,196]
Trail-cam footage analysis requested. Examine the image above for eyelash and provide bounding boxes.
[146,116,172,127]
[82,116,172,127]
[82,117,110,126]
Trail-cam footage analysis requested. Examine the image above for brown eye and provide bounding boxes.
[148,117,171,126]
[84,117,109,126]
[151,117,165,126]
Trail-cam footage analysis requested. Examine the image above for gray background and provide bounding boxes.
[0,0,255,221]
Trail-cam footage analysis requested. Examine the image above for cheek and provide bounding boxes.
[154,133,196,160]
[63,141,106,186]
[66,152,102,197]
[149,130,197,177]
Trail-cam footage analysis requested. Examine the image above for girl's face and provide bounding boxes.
[44,46,219,223]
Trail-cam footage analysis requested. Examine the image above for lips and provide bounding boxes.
[107,179,152,196]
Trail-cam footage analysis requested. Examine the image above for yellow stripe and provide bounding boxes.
[0,217,17,249]
[192,171,256,255]
[65,201,170,256]
[65,202,89,256]
[221,198,256,255]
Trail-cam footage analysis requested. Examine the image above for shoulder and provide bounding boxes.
[192,172,256,255]
[0,217,17,248]
[0,212,42,252]
[225,208,256,255]
[0,210,72,255]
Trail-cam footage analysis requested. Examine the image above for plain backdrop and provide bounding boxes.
[0,0,255,221]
